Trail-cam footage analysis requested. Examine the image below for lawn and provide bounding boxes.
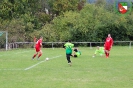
[0,46,133,88]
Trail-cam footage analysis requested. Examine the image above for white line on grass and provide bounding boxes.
[0,51,31,57]
[15,51,31,54]
[24,55,62,70]
[0,69,23,71]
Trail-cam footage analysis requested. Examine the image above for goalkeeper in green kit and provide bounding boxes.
[64,40,74,66]
[92,46,105,57]
[72,48,81,57]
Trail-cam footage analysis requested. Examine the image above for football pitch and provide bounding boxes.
[0,46,133,88]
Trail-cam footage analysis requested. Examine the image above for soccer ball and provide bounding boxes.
[45,57,49,61]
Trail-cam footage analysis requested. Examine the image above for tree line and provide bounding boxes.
[0,0,133,43]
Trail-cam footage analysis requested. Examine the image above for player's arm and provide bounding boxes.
[72,50,76,57]
[63,44,66,49]
[40,43,42,47]
[71,43,74,50]
[93,50,97,57]
[40,41,43,47]
[111,38,114,48]
[104,44,105,47]
[39,40,43,48]
[34,36,37,48]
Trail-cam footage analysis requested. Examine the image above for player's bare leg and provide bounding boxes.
[32,52,38,60]
[105,50,107,57]
[37,50,42,60]
[107,50,110,57]
[72,52,76,57]
[106,50,109,58]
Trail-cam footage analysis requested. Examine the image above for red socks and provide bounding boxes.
[33,53,42,59]
[105,52,107,56]
[38,53,42,58]
[33,54,37,58]
[107,53,109,57]
[105,52,109,58]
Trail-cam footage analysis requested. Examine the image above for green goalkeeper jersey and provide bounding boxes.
[75,51,81,57]
[94,47,104,55]
[64,42,74,54]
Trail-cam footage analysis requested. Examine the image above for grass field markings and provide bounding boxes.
[0,50,31,57]
[24,55,62,70]
[0,68,23,71]
[51,78,90,82]
[15,51,31,54]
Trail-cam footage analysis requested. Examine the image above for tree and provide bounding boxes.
[48,0,83,15]
[50,3,133,42]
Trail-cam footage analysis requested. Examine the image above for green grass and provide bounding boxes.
[0,46,133,88]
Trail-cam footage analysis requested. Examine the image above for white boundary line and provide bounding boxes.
[0,69,23,71]
[0,51,31,57]
[24,55,62,70]
[0,55,62,71]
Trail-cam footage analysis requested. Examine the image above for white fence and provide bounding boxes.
[7,41,133,49]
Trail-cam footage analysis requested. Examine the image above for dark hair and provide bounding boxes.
[68,40,71,42]
[74,48,78,52]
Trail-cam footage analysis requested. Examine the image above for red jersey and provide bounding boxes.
[105,37,113,47]
[35,39,42,48]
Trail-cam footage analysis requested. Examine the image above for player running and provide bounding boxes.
[104,34,113,58]
[92,46,104,57]
[72,48,81,57]
[64,40,74,66]
[32,36,43,60]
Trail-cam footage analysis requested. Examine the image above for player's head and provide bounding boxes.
[40,36,43,40]
[108,34,111,37]
[68,40,71,42]
[74,47,78,52]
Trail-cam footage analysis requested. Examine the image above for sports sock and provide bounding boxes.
[38,53,42,58]
[105,52,107,57]
[33,54,37,58]
[108,53,109,57]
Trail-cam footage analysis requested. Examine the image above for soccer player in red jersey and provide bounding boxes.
[32,36,43,60]
[104,34,113,58]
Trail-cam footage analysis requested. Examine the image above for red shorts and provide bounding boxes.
[35,47,40,52]
[104,46,111,51]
